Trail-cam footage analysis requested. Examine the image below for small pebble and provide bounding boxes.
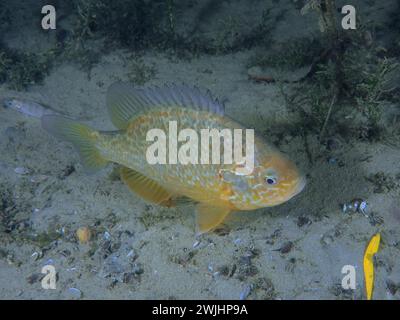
[103,231,111,241]
[66,288,82,299]
[327,157,337,164]
[31,251,43,261]
[192,240,200,248]
[278,241,293,254]
[14,167,29,175]
[321,234,334,246]
[342,199,368,215]
[122,272,137,284]
[76,227,91,244]
[239,284,252,300]
[27,273,44,284]
[386,280,398,296]
[57,226,66,235]
[30,175,49,183]
[297,216,311,227]
[359,201,368,214]
[66,267,77,272]
[132,263,144,275]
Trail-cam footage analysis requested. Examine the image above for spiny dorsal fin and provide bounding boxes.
[195,204,231,235]
[106,82,225,130]
[120,166,175,207]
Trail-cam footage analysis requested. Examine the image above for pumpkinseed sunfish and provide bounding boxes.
[42,82,305,234]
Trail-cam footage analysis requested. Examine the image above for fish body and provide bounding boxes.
[3,98,62,118]
[96,109,303,210]
[42,83,305,233]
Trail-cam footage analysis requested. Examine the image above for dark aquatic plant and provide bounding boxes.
[276,0,400,143]
[0,45,53,91]
[72,0,166,48]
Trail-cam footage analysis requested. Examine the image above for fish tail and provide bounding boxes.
[41,115,108,173]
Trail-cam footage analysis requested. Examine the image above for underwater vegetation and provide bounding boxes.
[248,0,400,143]
[63,0,191,64]
[0,0,398,145]
[0,45,53,90]
[248,37,324,70]
[126,56,157,85]
[211,7,278,54]
[0,0,278,90]
[0,2,11,34]
[68,0,280,55]
[71,0,166,48]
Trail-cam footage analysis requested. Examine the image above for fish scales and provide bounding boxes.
[97,109,241,203]
[41,82,306,234]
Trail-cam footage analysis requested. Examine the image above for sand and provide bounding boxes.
[0,0,399,300]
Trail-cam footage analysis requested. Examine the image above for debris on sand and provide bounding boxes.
[76,226,91,244]
[273,241,293,254]
[66,287,82,299]
[239,284,252,300]
[342,199,368,215]
[14,167,30,175]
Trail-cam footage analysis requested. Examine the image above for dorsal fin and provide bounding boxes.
[106,82,225,130]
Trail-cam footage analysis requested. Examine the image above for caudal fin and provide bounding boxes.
[41,115,108,173]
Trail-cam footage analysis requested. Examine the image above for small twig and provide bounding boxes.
[301,47,333,81]
[302,131,314,165]
[319,91,338,141]
[248,74,276,83]
[250,46,335,84]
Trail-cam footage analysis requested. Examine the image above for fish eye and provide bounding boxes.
[265,176,277,185]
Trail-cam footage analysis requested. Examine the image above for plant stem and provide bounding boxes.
[319,90,338,141]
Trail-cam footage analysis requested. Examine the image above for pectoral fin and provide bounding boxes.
[196,204,231,235]
[120,166,175,207]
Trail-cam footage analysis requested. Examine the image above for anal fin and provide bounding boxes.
[120,166,174,207]
[196,204,231,235]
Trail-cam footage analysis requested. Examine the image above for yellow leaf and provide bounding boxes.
[363,233,380,300]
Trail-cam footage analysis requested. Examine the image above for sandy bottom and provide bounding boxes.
[0,0,399,300]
